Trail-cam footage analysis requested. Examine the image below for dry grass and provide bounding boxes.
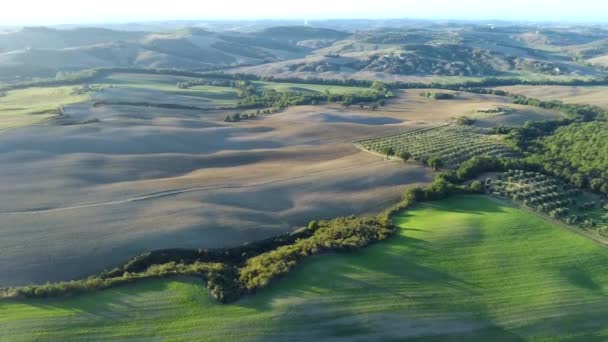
[497,85,608,109]
[327,89,563,127]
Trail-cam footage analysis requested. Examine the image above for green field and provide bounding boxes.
[2,195,608,341]
[0,86,88,130]
[97,73,242,106]
[255,80,367,94]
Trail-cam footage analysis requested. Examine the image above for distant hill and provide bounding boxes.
[231,26,608,80]
[0,26,349,81]
[1,23,608,82]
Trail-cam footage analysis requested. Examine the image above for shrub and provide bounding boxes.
[470,180,485,193]
[456,116,476,126]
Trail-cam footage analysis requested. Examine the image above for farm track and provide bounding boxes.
[0,159,394,215]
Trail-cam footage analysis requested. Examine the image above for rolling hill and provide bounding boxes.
[3,196,608,340]
[2,23,608,82]
[0,26,348,81]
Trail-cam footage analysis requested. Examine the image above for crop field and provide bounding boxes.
[357,124,518,168]
[3,196,608,341]
[0,86,88,130]
[0,96,434,287]
[495,85,608,109]
[488,170,608,233]
[374,89,564,128]
[254,81,368,94]
[95,73,242,107]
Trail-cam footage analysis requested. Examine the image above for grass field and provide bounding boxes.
[97,73,242,107]
[0,86,88,130]
[3,196,608,341]
[255,81,368,95]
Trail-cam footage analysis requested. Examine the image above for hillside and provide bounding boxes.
[3,196,608,340]
[2,24,608,82]
[0,26,347,81]
[232,26,608,80]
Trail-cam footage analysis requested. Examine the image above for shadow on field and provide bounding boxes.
[420,196,510,215]
[7,277,184,320]
[559,266,603,292]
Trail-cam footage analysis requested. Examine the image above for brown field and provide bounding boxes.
[377,89,563,127]
[0,102,433,287]
[496,85,608,109]
[0,87,562,287]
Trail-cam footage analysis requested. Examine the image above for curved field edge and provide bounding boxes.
[3,195,608,341]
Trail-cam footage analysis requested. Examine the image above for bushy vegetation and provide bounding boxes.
[3,262,223,299]
[176,78,238,89]
[358,125,518,169]
[236,80,392,110]
[531,122,608,195]
[237,217,394,294]
[456,116,476,125]
[419,91,456,100]
[511,95,608,121]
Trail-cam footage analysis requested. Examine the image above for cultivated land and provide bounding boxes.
[0,86,88,130]
[0,70,567,287]
[254,80,366,94]
[3,196,608,341]
[376,89,564,128]
[496,85,608,109]
[0,73,432,287]
[358,125,518,168]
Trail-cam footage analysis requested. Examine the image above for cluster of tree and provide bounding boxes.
[235,216,394,297]
[178,78,258,97]
[456,116,476,125]
[238,89,326,109]
[380,147,445,171]
[224,109,279,122]
[5,261,223,299]
[237,81,392,110]
[420,91,456,100]
[452,156,543,182]
[176,71,608,91]
[511,95,607,121]
[176,78,236,89]
[529,122,608,195]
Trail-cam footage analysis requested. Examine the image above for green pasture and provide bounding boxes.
[0,86,88,130]
[3,196,608,341]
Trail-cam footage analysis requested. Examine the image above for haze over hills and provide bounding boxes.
[1,21,608,82]
[0,25,347,80]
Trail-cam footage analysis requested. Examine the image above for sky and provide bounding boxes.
[2,0,608,25]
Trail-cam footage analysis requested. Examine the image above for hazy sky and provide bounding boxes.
[3,0,607,25]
